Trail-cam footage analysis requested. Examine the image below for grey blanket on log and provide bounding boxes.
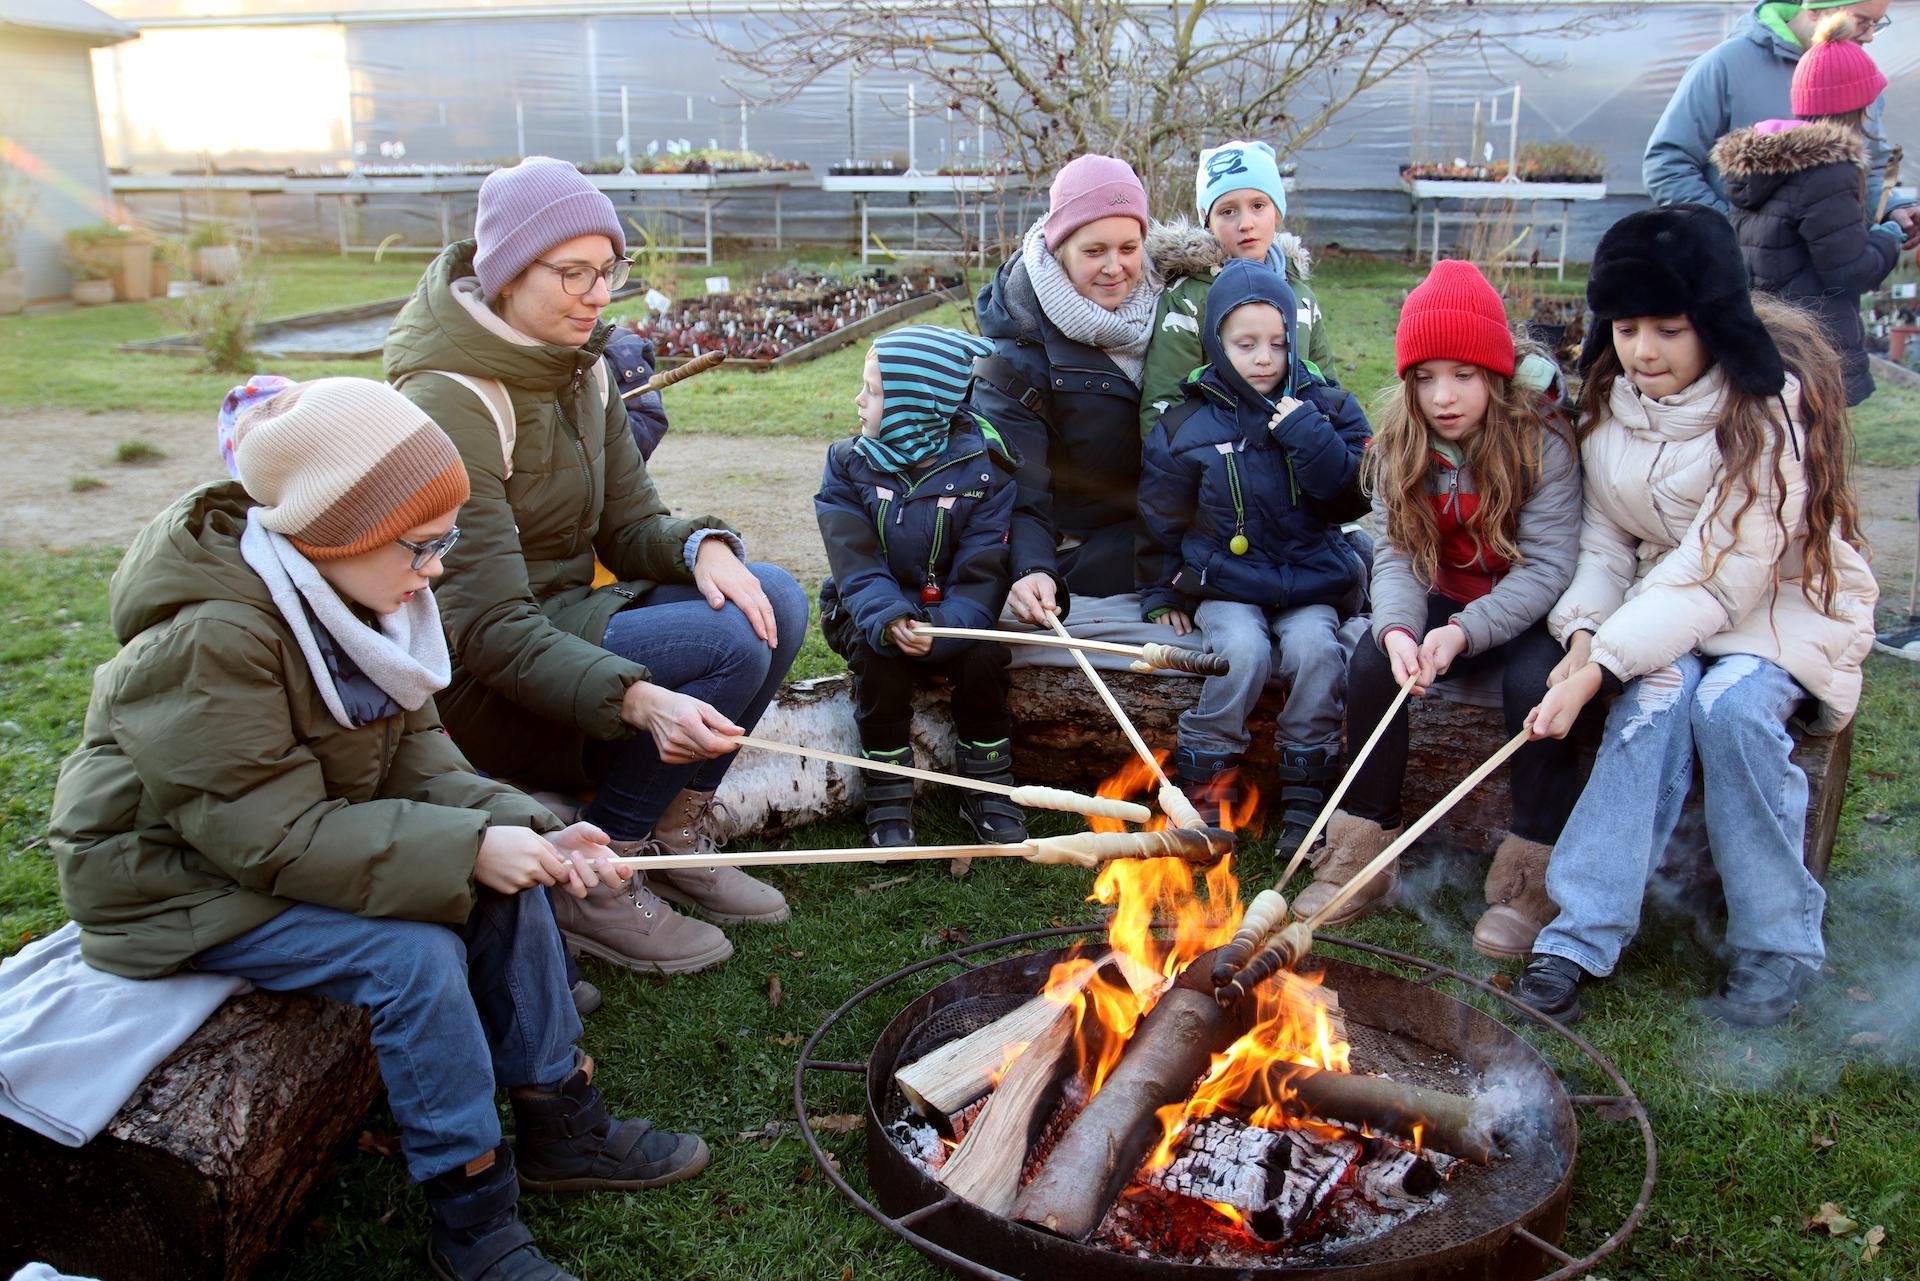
[0,923,248,1147]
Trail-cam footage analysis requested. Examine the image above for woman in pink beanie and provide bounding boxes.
[1711,11,1900,404]
[971,153,1165,622]
[385,157,809,980]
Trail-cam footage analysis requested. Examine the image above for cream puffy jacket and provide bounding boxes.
[1548,368,1877,732]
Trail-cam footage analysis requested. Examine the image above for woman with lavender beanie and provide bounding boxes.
[385,157,807,980]
[971,154,1163,622]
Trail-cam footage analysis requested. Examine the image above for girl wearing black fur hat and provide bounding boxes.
[1514,205,1877,1029]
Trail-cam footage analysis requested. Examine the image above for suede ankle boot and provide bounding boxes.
[1290,810,1401,926]
[647,789,790,925]
[861,746,916,848]
[1471,833,1557,960]
[956,739,1027,843]
[1275,745,1341,853]
[512,1053,711,1194]
[1172,745,1242,828]
[424,1146,576,1281]
[548,871,732,976]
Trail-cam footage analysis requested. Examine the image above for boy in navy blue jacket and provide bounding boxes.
[1138,258,1371,848]
[816,326,1025,849]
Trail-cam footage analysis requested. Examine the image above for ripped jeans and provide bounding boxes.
[1533,652,1826,978]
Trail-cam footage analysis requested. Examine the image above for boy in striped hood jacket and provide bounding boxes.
[815,326,1026,849]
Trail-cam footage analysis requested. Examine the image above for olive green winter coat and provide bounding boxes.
[49,483,559,979]
[384,242,730,788]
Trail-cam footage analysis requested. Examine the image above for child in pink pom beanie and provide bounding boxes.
[1710,11,1899,404]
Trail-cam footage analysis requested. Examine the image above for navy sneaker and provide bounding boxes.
[1513,954,1587,1023]
[1706,952,1814,1028]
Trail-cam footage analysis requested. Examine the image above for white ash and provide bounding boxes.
[889,1117,947,1175]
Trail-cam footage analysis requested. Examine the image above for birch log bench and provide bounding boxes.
[709,667,1850,881]
[0,992,381,1281]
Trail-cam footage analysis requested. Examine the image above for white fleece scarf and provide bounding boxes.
[240,516,451,730]
[1021,219,1159,385]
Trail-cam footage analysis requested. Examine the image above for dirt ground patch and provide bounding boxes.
[0,410,834,583]
[0,407,1911,620]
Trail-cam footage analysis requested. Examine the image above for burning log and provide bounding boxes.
[896,952,1159,1123]
[1262,1066,1494,1165]
[935,1005,1078,1214]
[1012,955,1230,1241]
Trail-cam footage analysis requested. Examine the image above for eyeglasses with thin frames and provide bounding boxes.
[395,525,460,571]
[534,257,633,297]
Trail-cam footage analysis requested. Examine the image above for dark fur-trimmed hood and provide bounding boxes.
[1712,119,1865,180]
[1145,217,1311,286]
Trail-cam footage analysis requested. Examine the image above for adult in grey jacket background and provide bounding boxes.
[1643,0,1919,248]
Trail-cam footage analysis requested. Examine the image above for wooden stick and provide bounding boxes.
[621,348,724,399]
[732,734,1151,823]
[1042,612,1205,829]
[907,625,1229,676]
[599,826,1236,872]
[935,1004,1078,1213]
[1211,676,1417,991]
[1305,727,1533,930]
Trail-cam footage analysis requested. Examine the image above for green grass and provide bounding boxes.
[2,250,1917,1278]
[3,540,1918,1278]
[113,440,166,464]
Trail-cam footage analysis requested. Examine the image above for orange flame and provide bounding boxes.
[1088,750,1263,835]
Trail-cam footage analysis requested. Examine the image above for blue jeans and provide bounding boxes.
[582,563,807,841]
[194,890,580,1182]
[1534,652,1825,978]
[1181,600,1346,754]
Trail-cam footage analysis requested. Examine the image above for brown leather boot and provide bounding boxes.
[1289,811,1401,927]
[647,790,790,925]
[548,870,732,976]
[1471,833,1557,960]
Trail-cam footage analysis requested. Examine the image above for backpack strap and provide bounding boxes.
[395,370,517,478]
[971,351,1053,427]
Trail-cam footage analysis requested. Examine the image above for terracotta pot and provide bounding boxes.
[195,244,241,284]
[0,268,24,315]
[111,238,155,302]
[71,278,116,306]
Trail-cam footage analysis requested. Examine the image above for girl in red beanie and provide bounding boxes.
[1290,261,1584,958]
[1711,12,1900,405]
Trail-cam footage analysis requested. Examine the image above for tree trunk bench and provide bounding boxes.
[0,991,381,1281]
[715,668,1849,880]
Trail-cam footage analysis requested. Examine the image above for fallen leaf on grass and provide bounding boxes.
[774,1033,801,1046]
[855,875,912,896]
[356,1129,402,1159]
[767,973,783,1009]
[1489,973,1514,992]
[1848,1032,1887,1048]
[1862,1225,1886,1262]
[1862,813,1892,826]
[1806,1202,1859,1235]
[1845,987,1872,1002]
[1864,768,1898,781]
[1811,1110,1838,1149]
[810,1112,866,1135]
[774,946,808,959]
[735,1119,789,1146]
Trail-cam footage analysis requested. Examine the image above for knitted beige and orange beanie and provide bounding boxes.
[233,377,470,560]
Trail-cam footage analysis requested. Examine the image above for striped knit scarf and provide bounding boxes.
[1019,219,1159,385]
[852,325,995,474]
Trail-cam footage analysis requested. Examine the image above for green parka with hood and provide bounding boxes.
[49,482,560,979]
[384,241,731,788]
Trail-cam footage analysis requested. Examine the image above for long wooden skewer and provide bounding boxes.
[1218,727,1535,1003]
[1043,611,1205,829]
[733,734,1150,823]
[598,826,1235,872]
[907,624,1230,676]
[1211,675,1417,991]
[621,349,725,399]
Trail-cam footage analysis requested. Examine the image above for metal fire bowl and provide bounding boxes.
[794,926,1655,1281]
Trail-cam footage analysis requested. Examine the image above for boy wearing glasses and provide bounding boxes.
[50,378,706,1281]
[1644,0,1918,248]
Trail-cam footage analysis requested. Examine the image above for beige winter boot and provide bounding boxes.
[549,870,733,975]
[647,790,791,925]
[1288,810,1402,927]
[1471,833,1557,960]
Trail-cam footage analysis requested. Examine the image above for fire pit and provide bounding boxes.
[795,926,1655,1281]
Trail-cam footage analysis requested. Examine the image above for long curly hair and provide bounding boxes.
[1366,337,1567,589]
[1576,294,1863,616]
